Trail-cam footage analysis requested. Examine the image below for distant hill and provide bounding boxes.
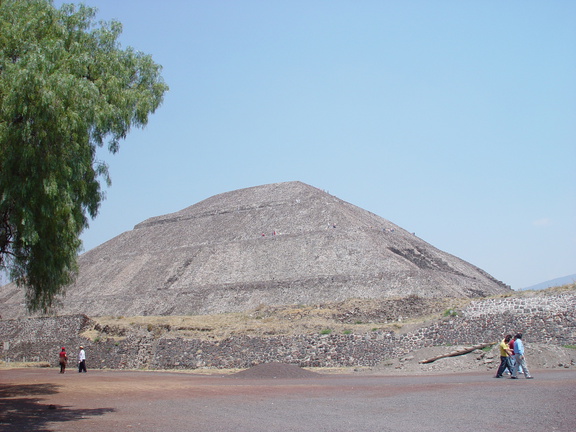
[521,274,576,291]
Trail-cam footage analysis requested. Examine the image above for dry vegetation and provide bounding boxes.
[83,284,576,343]
[84,296,470,342]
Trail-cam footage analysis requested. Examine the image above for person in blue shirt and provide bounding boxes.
[511,333,533,379]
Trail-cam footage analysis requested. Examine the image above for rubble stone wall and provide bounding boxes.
[1,293,575,369]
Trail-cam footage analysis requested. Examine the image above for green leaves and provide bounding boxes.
[0,0,168,313]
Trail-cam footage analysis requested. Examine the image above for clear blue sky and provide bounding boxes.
[56,0,575,290]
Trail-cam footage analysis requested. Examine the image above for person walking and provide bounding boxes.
[509,334,524,375]
[78,346,87,373]
[511,334,533,379]
[58,347,68,373]
[494,335,513,378]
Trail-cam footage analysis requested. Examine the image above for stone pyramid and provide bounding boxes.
[0,181,510,318]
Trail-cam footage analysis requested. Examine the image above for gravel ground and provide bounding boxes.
[1,365,575,432]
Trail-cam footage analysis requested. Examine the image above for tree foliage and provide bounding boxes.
[0,0,168,313]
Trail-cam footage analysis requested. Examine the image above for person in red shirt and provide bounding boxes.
[58,347,68,373]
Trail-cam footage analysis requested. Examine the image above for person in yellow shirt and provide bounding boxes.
[494,334,513,378]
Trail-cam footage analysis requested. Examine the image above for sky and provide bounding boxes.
[52,0,576,290]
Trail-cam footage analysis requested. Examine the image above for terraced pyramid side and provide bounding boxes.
[0,182,510,318]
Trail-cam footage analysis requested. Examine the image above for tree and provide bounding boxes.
[0,0,168,313]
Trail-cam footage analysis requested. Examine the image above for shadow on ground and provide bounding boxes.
[0,383,114,432]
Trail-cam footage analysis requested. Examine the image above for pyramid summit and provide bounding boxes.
[0,181,510,318]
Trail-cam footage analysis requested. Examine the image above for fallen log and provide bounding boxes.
[419,342,496,364]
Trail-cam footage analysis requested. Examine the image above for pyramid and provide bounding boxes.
[0,182,510,318]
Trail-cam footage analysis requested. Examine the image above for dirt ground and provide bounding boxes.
[1,362,575,432]
[365,343,576,376]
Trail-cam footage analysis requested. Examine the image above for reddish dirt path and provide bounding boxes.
[1,368,575,432]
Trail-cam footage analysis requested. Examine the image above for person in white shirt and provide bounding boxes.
[78,346,87,373]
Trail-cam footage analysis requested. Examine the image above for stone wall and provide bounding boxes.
[0,315,92,363]
[1,293,575,369]
[464,293,576,317]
